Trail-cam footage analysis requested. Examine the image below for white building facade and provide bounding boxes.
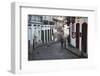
[69,17,88,52]
[28,15,55,48]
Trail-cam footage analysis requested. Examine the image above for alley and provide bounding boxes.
[28,42,80,60]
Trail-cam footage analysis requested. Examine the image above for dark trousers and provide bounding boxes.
[60,39,64,48]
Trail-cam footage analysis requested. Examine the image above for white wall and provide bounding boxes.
[70,17,88,51]
[0,0,100,76]
[70,23,76,47]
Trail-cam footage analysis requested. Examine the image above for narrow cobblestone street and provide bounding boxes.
[28,42,80,60]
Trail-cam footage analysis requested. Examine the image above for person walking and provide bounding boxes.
[60,30,64,48]
[56,22,64,48]
[63,21,70,48]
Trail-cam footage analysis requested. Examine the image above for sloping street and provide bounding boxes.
[28,42,80,60]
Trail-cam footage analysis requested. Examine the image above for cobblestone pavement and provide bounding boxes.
[28,42,80,60]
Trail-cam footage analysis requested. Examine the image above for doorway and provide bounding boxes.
[81,22,87,53]
[76,23,80,49]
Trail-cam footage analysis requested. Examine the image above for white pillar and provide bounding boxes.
[31,24,34,45]
[70,23,76,47]
[44,26,45,43]
[79,18,83,51]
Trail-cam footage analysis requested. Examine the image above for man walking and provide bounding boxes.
[63,21,69,48]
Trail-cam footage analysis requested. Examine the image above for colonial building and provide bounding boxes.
[69,17,88,53]
[28,15,55,48]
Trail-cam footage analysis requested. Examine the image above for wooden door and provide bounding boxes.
[41,30,44,43]
[76,23,80,49]
[81,22,87,53]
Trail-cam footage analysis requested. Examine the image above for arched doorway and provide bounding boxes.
[76,23,80,49]
[81,22,87,53]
